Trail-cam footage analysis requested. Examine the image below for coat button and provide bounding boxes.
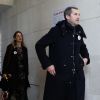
[70,56,74,58]
[64,64,67,67]
[69,81,72,84]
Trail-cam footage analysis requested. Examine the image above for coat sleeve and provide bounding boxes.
[2,44,12,74]
[35,27,57,69]
[24,47,29,76]
[80,39,90,65]
[24,47,30,87]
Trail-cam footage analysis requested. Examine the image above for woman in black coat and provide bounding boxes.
[2,31,30,100]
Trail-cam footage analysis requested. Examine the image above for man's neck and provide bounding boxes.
[67,20,76,27]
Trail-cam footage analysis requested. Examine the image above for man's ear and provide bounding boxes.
[66,15,70,20]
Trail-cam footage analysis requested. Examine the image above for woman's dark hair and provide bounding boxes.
[64,6,78,19]
[12,31,25,47]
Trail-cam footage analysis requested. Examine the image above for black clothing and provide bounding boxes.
[35,20,90,100]
[2,44,30,100]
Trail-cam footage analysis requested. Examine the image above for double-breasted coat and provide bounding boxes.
[35,20,90,100]
[2,44,30,91]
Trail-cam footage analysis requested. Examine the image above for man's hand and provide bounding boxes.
[83,58,88,65]
[47,65,56,76]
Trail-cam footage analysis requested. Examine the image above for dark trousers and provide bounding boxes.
[43,70,85,100]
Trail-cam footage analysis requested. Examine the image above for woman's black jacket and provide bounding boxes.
[2,44,30,90]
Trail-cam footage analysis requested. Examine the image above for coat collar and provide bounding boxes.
[56,20,86,38]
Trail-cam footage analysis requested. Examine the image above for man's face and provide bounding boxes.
[66,8,80,26]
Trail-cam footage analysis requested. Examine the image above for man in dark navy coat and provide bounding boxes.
[35,6,90,100]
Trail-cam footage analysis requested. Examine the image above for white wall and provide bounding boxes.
[0,0,100,100]
[0,33,1,72]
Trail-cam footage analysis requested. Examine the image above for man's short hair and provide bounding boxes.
[64,6,78,19]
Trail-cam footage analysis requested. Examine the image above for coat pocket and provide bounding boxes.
[55,70,73,82]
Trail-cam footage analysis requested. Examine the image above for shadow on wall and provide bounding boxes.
[84,55,100,100]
